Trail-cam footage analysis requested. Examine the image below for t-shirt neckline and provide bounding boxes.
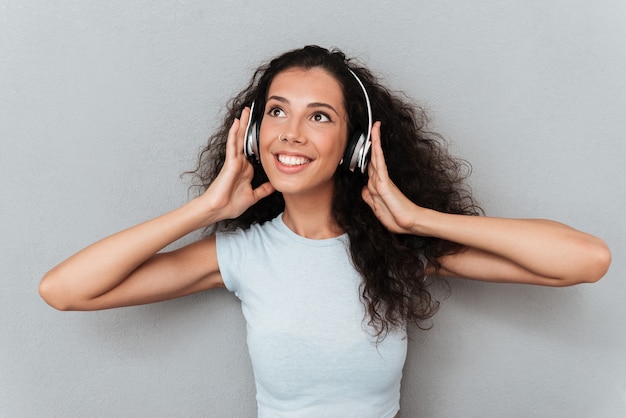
[275,213,349,247]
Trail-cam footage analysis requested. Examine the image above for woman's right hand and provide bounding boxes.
[196,107,275,224]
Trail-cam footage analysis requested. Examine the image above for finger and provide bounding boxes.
[225,117,241,160]
[370,122,390,181]
[235,107,251,156]
[367,122,379,173]
[367,122,382,179]
[361,186,374,207]
[253,182,276,202]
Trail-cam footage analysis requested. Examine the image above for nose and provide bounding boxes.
[279,132,303,144]
[279,118,305,144]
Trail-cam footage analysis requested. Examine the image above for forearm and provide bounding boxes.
[39,198,219,309]
[415,208,611,284]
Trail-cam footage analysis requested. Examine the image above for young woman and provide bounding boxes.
[39,45,611,417]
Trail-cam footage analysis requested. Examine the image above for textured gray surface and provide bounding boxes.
[1,1,624,416]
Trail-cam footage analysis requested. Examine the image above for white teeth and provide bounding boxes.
[277,154,311,166]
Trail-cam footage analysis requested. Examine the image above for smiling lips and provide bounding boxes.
[276,154,312,167]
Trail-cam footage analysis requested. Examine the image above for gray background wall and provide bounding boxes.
[2,1,625,417]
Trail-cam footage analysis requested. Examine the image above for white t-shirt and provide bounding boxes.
[216,214,407,418]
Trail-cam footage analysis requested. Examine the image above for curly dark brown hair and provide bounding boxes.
[190,45,482,339]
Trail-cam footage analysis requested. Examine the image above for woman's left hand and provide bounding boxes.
[362,122,424,234]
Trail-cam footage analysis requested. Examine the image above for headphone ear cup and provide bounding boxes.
[244,121,260,161]
[253,121,260,161]
[342,131,366,172]
[244,102,261,162]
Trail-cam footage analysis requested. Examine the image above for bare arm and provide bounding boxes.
[39,108,275,311]
[39,203,223,311]
[362,122,611,286]
[417,215,610,286]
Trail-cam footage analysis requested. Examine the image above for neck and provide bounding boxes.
[282,194,343,239]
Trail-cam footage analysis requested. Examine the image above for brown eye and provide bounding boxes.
[312,112,331,122]
[268,107,285,117]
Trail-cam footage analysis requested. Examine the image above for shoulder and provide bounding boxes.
[216,215,289,271]
[217,215,284,245]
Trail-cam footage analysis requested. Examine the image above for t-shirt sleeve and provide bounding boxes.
[215,230,246,295]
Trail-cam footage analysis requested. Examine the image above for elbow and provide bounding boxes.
[560,239,612,286]
[584,239,612,283]
[38,272,74,311]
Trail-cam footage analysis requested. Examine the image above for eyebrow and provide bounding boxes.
[267,95,340,117]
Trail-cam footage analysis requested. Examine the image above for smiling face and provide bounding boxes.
[258,67,349,200]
